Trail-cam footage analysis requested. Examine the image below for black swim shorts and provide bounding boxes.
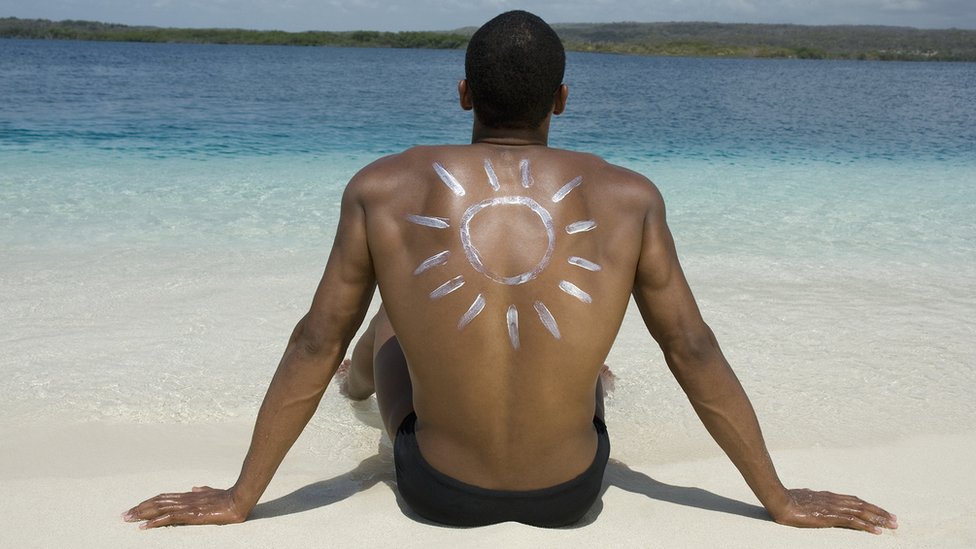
[393,412,610,527]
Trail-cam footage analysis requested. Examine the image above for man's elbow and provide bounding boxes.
[662,324,723,375]
[298,333,326,357]
[289,315,340,360]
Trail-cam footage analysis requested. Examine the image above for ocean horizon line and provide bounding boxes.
[4,16,975,61]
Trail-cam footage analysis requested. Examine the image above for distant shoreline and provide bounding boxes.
[2,17,975,61]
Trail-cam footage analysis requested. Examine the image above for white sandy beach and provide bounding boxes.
[3,31,975,547]
[3,421,974,548]
[2,241,974,548]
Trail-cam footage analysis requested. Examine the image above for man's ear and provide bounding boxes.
[552,84,569,115]
[458,79,474,111]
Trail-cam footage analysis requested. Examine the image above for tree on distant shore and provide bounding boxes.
[2,17,973,61]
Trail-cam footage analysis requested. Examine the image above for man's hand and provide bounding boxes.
[123,486,248,529]
[771,488,898,534]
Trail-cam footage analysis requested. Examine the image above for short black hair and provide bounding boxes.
[464,11,566,129]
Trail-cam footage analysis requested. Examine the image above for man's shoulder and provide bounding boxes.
[352,144,647,181]
[345,145,663,210]
[547,148,664,208]
[341,146,442,199]
[548,147,656,183]
[348,145,464,183]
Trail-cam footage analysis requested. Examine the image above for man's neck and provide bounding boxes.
[470,119,551,147]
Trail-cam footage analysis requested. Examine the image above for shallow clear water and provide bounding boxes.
[1,40,973,451]
[2,40,973,258]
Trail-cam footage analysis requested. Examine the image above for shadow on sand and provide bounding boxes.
[251,440,767,528]
[574,458,768,527]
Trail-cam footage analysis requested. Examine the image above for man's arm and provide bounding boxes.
[631,183,897,534]
[124,178,376,528]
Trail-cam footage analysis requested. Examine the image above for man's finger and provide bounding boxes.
[143,513,176,529]
[830,513,883,534]
[125,492,195,521]
[855,506,898,529]
[124,502,163,521]
[828,495,897,530]
[813,502,895,534]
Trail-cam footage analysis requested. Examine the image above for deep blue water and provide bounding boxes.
[1,39,973,163]
[1,40,468,158]
[0,39,973,275]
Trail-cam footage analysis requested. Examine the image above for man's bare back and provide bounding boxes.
[125,10,896,533]
[347,143,651,489]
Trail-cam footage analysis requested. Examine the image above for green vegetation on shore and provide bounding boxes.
[0,18,468,49]
[551,21,976,61]
[2,17,974,61]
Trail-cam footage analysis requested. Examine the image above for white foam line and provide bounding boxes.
[407,214,450,229]
[414,250,450,275]
[559,280,593,304]
[507,305,520,350]
[566,220,597,234]
[552,176,583,203]
[433,162,466,197]
[484,159,500,192]
[460,195,555,286]
[520,159,532,188]
[534,301,561,340]
[430,275,465,299]
[458,293,486,330]
[568,256,602,272]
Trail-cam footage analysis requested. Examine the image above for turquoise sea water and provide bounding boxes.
[1,39,974,442]
[2,40,973,260]
[2,39,974,259]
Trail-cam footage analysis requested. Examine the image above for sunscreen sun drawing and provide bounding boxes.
[408,159,601,350]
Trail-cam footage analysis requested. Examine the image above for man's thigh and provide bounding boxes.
[371,307,413,438]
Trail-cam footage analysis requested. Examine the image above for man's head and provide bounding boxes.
[463,10,566,130]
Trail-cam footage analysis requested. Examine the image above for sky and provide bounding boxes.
[2,0,975,31]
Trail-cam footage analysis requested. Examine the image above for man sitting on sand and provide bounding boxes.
[125,10,896,532]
